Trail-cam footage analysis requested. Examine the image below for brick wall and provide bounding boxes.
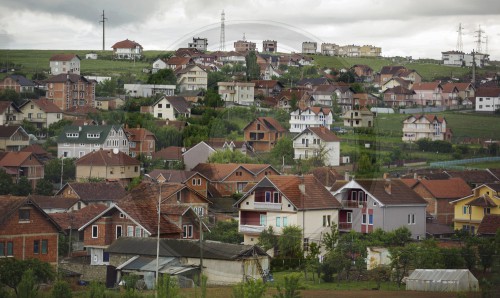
[59,261,107,282]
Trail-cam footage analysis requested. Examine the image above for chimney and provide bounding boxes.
[344,171,350,181]
[384,174,391,195]
[413,172,418,180]
[78,126,82,131]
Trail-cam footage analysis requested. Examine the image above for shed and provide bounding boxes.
[406,269,479,292]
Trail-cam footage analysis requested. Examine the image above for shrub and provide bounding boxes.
[88,281,106,298]
[51,280,72,298]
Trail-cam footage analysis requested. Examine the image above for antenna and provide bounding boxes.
[474,25,485,53]
[219,10,225,51]
[99,10,108,51]
[456,23,464,52]
[485,35,489,55]
[243,33,246,41]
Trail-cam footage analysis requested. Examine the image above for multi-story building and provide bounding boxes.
[289,107,333,133]
[19,99,63,134]
[44,73,96,111]
[243,117,287,152]
[342,108,374,128]
[0,125,30,151]
[402,114,451,142]
[57,125,129,158]
[339,44,360,57]
[292,126,341,166]
[75,149,140,183]
[124,84,175,98]
[0,75,35,93]
[412,82,444,106]
[188,37,208,51]
[124,127,156,158]
[0,151,45,188]
[302,42,317,54]
[111,39,143,60]
[175,65,207,92]
[442,51,465,67]
[320,43,339,56]
[218,82,255,106]
[262,40,277,53]
[142,96,191,120]
[49,54,81,75]
[475,87,500,112]
[234,39,256,52]
[359,45,382,57]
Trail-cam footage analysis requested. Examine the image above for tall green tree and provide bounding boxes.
[258,226,278,251]
[208,149,254,164]
[245,51,260,81]
[13,176,32,196]
[270,137,294,166]
[0,168,13,195]
[202,89,224,107]
[205,219,243,244]
[278,226,303,258]
[44,158,76,184]
[35,178,54,195]
[147,68,177,85]
[0,258,55,296]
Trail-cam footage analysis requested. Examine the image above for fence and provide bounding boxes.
[429,156,500,169]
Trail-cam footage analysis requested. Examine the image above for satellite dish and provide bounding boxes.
[113,148,119,154]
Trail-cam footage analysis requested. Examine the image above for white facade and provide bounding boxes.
[218,82,255,106]
[302,42,317,54]
[151,58,167,73]
[293,129,340,166]
[321,43,339,56]
[151,97,190,120]
[50,56,81,75]
[177,65,208,92]
[476,95,500,112]
[188,37,208,51]
[124,84,175,98]
[339,45,361,57]
[402,116,447,142]
[289,108,333,133]
[442,51,465,67]
[58,126,129,158]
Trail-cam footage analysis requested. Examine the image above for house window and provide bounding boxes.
[157,113,162,118]
[276,216,281,227]
[135,227,142,237]
[183,225,193,238]
[7,242,13,256]
[369,214,374,225]
[19,209,30,222]
[119,213,125,218]
[260,214,267,226]
[116,226,122,238]
[127,226,134,237]
[347,212,353,223]
[408,214,415,225]
[41,240,48,254]
[273,192,280,203]
[484,208,491,215]
[0,242,4,256]
[34,240,40,254]
[158,104,162,108]
[463,206,471,215]
[194,207,204,216]
[92,225,98,238]
[362,214,367,224]
[323,215,331,227]
[283,217,288,227]
[303,238,309,252]
[265,191,271,202]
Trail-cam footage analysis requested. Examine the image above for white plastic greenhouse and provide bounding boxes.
[406,269,479,292]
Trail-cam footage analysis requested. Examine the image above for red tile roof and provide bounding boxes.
[192,163,276,181]
[266,175,342,210]
[309,167,343,188]
[111,39,143,49]
[50,204,109,229]
[476,87,500,97]
[31,98,63,113]
[75,149,140,167]
[412,82,442,91]
[60,182,127,202]
[151,146,184,161]
[243,117,286,132]
[477,214,500,235]
[20,144,50,156]
[446,170,499,185]
[0,152,40,167]
[418,178,471,199]
[306,127,341,142]
[467,195,497,207]
[124,127,156,142]
[29,195,79,210]
[49,54,80,61]
[354,179,427,205]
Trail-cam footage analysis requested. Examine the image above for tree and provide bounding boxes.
[202,89,224,107]
[17,269,37,298]
[51,280,72,298]
[232,279,267,298]
[337,71,356,84]
[304,242,321,282]
[95,77,119,97]
[273,273,302,298]
[208,149,254,164]
[0,258,55,296]
[322,223,339,252]
[47,119,73,138]
[270,137,294,166]
[389,244,416,288]
[44,158,76,184]
[157,275,181,298]
[13,176,32,196]
[245,51,260,81]
[0,168,13,195]
[278,226,303,258]
[35,178,54,195]
[147,68,177,85]
[478,237,495,273]
[205,219,243,244]
[258,226,278,252]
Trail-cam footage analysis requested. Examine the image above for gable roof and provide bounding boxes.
[0,125,27,138]
[383,85,416,95]
[309,167,343,188]
[5,74,35,87]
[243,117,286,132]
[29,195,80,210]
[380,66,407,75]
[295,126,341,142]
[57,125,122,144]
[153,96,190,114]
[57,182,127,203]
[334,179,427,206]
[45,73,90,84]
[49,54,80,62]
[445,170,499,185]
[111,39,143,49]
[416,178,471,199]
[106,237,268,260]
[148,169,206,183]
[22,98,63,113]
[0,195,63,231]
[20,143,50,156]
[0,151,41,167]
[49,204,109,229]
[404,114,446,124]
[237,175,341,210]
[412,82,442,91]
[75,149,140,167]
[477,214,500,235]
[476,87,500,97]
[192,163,277,182]
[152,146,184,161]
[124,127,156,142]
[251,80,283,88]
[0,102,22,114]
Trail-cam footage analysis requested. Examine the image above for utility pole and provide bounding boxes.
[199,213,203,280]
[219,10,225,51]
[60,157,64,189]
[474,25,485,53]
[99,10,107,51]
[456,23,464,52]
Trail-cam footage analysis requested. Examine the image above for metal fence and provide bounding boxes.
[429,156,500,169]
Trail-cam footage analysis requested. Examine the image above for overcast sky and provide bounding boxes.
[1,0,499,60]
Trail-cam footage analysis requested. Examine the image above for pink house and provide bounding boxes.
[412,82,444,106]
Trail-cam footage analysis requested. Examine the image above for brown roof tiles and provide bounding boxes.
[75,149,140,167]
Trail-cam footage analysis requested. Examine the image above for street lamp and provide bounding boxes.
[144,174,162,297]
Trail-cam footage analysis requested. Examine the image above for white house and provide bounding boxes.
[475,87,500,112]
[293,126,341,166]
[442,51,465,67]
[175,65,208,92]
[111,39,143,60]
[124,84,175,98]
[146,96,191,120]
[289,107,333,133]
[49,54,81,75]
[218,82,255,106]
[402,114,451,142]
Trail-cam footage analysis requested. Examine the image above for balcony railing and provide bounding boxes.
[239,225,265,234]
[342,200,366,208]
[338,222,352,230]
[254,202,282,211]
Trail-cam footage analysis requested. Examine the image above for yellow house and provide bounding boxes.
[450,183,500,234]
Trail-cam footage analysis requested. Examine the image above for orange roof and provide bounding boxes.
[192,163,275,181]
[111,39,143,49]
[418,178,471,199]
[32,98,63,113]
[50,204,109,229]
[306,127,341,142]
[124,127,156,142]
[49,54,79,61]
[0,152,40,167]
[412,82,442,91]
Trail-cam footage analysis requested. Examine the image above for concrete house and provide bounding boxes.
[218,82,255,106]
[45,73,96,111]
[342,107,374,128]
[148,169,210,200]
[0,151,44,188]
[188,37,208,51]
[0,75,35,93]
[243,117,287,152]
[111,39,143,60]
[124,127,156,158]
[144,96,191,120]
[289,106,333,133]
[19,99,63,135]
[57,125,129,158]
[251,80,284,97]
[75,149,140,183]
[182,141,216,171]
[49,54,81,75]
[0,102,23,126]
[0,196,63,267]
[0,125,30,151]
[442,51,465,67]
[235,175,342,256]
[292,126,341,166]
[175,65,208,92]
[383,86,416,107]
[332,179,428,240]
[412,82,444,106]
[402,114,451,142]
[475,87,500,113]
[302,42,317,54]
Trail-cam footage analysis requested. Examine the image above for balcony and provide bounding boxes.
[342,200,366,208]
[254,202,282,211]
[338,222,352,231]
[239,225,265,234]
